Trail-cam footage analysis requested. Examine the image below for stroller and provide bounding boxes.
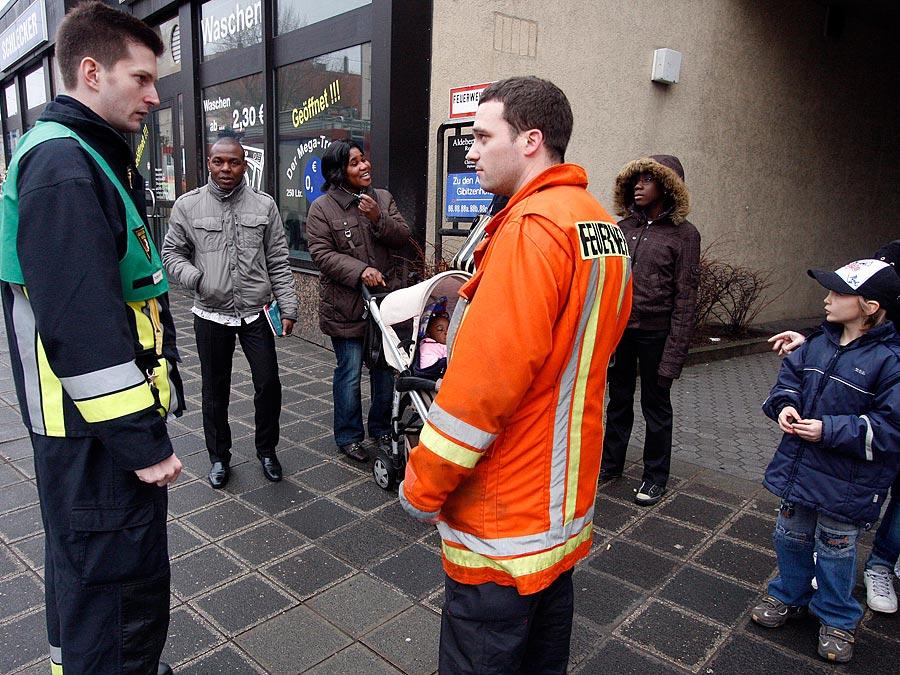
[362,270,471,490]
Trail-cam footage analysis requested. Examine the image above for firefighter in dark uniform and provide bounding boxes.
[0,3,183,672]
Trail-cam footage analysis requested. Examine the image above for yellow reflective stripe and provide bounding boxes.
[153,360,171,417]
[73,382,154,422]
[617,262,630,314]
[128,300,156,353]
[36,337,65,436]
[565,259,605,525]
[442,522,592,578]
[50,662,63,675]
[428,403,496,450]
[148,298,163,356]
[420,422,481,469]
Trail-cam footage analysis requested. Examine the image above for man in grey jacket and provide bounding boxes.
[163,137,298,488]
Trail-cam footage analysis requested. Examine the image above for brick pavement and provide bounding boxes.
[0,289,897,673]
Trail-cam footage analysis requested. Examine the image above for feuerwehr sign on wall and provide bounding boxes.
[0,0,48,72]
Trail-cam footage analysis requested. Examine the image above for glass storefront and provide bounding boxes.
[134,104,180,244]
[0,0,428,272]
[276,0,370,35]
[200,0,263,62]
[202,74,266,191]
[275,43,371,259]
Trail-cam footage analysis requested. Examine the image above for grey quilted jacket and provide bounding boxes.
[162,183,298,320]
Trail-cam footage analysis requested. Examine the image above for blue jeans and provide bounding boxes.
[331,337,393,447]
[768,501,863,632]
[867,478,900,572]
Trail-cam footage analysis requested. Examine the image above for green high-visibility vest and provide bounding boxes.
[0,120,168,301]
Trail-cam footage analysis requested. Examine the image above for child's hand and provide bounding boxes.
[768,331,805,356]
[792,418,823,442]
[778,406,801,434]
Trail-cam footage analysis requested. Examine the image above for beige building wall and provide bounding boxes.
[427,0,899,322]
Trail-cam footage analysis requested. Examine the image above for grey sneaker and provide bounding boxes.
[864,566,898,613]
[634,481,665,506]
[750,595,806,628]
[818,625,854,663]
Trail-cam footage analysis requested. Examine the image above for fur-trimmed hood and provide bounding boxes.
[613,154,690,224]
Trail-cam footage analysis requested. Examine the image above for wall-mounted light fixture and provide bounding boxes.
[651,48,682,84]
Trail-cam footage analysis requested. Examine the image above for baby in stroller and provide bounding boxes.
[364,278,469,490]
[415,312,449,379]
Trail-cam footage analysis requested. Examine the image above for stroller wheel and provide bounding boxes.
[372,451,398,490]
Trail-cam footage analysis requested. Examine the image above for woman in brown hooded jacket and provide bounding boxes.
[599,154,701,506]
[307,140,410,462]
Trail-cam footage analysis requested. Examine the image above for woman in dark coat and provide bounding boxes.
[599,154,701,506]
[307,140,411,461]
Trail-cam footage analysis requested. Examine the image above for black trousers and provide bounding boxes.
[601,328,674,487]
[33,433,170,673]
[439,570,574,675]
[194,313,281,463]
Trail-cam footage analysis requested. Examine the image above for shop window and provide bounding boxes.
[24,66,46,110]
[276,0,370,35]
[275,43,371,260]
[156,16,182,78]
[201,0,263,62]
[4,82,17,117]
[202,73,266,191]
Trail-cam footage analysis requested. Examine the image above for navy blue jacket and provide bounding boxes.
[762,321,900,526]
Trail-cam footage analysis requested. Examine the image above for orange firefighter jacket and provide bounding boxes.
[400,163,633,595]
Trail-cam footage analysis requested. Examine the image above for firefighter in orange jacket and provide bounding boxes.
[400,77,632,673]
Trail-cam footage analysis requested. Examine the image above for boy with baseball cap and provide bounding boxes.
[752,258,900,663]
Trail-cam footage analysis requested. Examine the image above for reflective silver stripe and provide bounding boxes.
[49,644,62,663]
[427,403,496,450]
[860,415,874,461]
[762,388,799,409]
[59,361,146,400]
[166,359,179,417]
[803,368,825,375]
[829,375,873,396]
[446,298,468,359]
[398,481,440,521]
[11,285,44,434]
[549,259,601,533]
[437,508,595,557]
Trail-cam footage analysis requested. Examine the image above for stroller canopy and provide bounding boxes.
[376,271,470,371]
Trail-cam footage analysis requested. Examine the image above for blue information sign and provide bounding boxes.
[445,172,492,220]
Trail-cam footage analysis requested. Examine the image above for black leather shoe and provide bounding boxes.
[158,662,173,675]
[208,461,229,489]
[598,470,622,484]
[338,442,369,462]
[260,455,282,482]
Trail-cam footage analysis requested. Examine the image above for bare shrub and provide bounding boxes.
[695,239,789,336]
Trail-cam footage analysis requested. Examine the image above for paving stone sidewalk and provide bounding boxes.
[0,289,897,673]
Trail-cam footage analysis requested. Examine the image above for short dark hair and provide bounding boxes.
[56,1,164,91]
[322,139,365,191]
[209,136,245,159]
[479,76,573,163]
